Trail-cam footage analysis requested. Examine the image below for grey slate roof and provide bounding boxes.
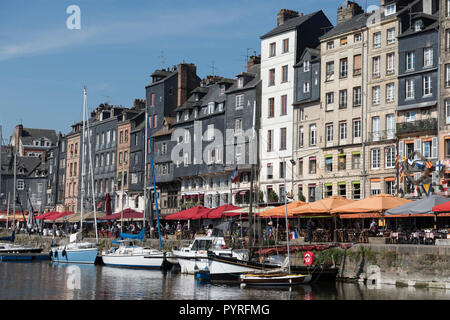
[20,128,57,146]
[226,64,261,94]
[320,13,369,40]
[260,11,320,39]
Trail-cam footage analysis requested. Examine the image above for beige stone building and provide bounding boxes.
[365,1,399,196]
[319,2,369,200]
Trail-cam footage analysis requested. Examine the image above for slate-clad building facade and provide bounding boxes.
[396,0,440,196]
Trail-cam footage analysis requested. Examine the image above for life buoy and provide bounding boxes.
[304,251,314,266]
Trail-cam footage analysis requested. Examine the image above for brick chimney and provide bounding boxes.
[277,9,299,26]
[177,62,198,107]
[337,1,364,25]
[247,55,261,71]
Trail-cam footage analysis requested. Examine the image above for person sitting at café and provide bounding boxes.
[370,220,378,236]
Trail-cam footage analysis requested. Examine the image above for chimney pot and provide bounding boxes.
[277,9,299,26]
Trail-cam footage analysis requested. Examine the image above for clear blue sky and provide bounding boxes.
[0,0,379,141]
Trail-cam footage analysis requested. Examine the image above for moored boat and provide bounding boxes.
[102,240,165,269]
[239,271,312,287]
[171,236,247,274]
[50,240,98,264]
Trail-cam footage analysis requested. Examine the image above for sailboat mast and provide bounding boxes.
[284,159,291,274]
[144,108,148,232]
[80,87,86,234]
[147,115,162,249]
[84,87,98,244]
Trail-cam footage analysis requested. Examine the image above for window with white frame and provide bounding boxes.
[236,95,244,109]
[385,3,396,16]
[386,83,395,102]
[303,60,310,72]
[423,76,432,96]
[310,124,316,146]
[184,129,190,143]
[372,56,381,77]
[385,146,395,168]
[339,122,347,142]
[406,51,415,70]
[373,32,381,48]
[387,28,396,44]
[372,86,380,105]
[353,87,362,106]
[354,33,362,42]
[17,179,24,190]
[414,20,424,32]
[207,124,214,141]
[283,38,289,53]
[303,82,310,93]
[299,126,304,148]
[340,58,348,78]
[208,102,215,114]
[386,114,395,139]
[406,79,415,99]
[446,64,450,87]
[326,61,334,81]
[327,41,334,50]
[269,42,276,57]
[353,119,361,139]
[326,92,334,109]
[405,111,415,122]
[326,124,333,143]
[371,148,381,169]
[234,118,243,134]
[339,89,347,108]
[424,47,433,68]
[386,53,395,74]
[446,100,450,124]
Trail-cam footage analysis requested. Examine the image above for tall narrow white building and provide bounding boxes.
[259,9,332,203]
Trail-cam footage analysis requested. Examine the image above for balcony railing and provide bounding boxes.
[396,118,438,135]
[367,130,396,142]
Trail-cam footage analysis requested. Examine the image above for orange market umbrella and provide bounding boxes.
[259,201,306,218]
[330,194,412,219]
[292,196,355,217]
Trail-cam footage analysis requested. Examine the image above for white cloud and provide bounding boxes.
[0,7,247,61]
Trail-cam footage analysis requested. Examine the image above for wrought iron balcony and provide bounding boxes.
[396,118,437,135]
[367,130,396,142]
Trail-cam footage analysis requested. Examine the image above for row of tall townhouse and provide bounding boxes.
[262,0,443,204]
[3,1,449,219]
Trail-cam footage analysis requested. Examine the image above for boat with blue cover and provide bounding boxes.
[101,228,165,269]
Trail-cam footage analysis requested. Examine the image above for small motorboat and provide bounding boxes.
[101,240,165,269]
[239,270,312,287]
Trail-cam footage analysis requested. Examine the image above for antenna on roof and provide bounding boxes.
[208,61,217,76]
[158,51,166,69]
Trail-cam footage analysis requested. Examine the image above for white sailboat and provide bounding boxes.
[101,106,167,268]
[51,87,99,264]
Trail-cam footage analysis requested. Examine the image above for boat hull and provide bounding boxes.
[240,273,312,286]
[51,247,98,264]
[207,253,338,283]
[102,254,164,269]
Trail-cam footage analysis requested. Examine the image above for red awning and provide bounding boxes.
[165,206,211,220]
[46,211,74,221]
[36,211,59,220]
[103,209,144,220]
[206,204,241,219]
[433,200,450,214]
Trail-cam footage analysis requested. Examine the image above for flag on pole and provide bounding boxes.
[231,166,239,183]
[422,184,432,196]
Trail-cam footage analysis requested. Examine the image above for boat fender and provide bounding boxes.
[62,249,66,257]
[304,251,314,267]
[49,250,53,258]
[54,250,58,258]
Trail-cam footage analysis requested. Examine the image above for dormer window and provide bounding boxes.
[238,78,244,88]
[218,103,224,112]
[303,60,310,72]
[184,111,189,121]
[385,4,396,16]
[176,112,180,122]
[414,20,424,32]
[208,102,215,114]
[220,85,226,95]
[194,108,198,118]
[194,93,199,102]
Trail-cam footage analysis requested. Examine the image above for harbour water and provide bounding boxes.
[1,261,450,300]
